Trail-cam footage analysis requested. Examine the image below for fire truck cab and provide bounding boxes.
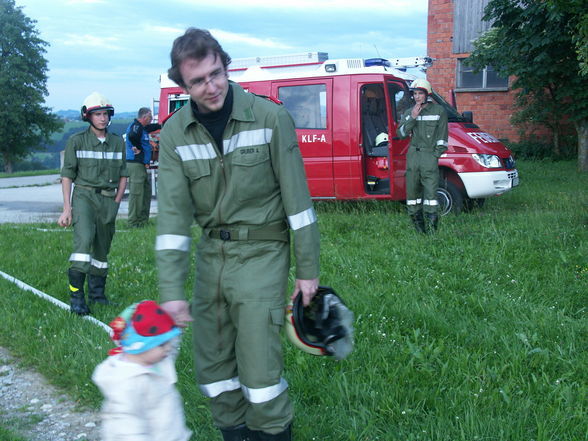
[157,52,519,214]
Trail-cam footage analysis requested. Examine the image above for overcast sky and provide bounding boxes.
[14,0,428,112]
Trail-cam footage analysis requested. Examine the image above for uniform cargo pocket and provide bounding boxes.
[232,145,275,202]
[184,160,214,213]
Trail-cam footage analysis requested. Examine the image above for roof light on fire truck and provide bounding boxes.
[472,153,502,168]
[325,64,337,72]
[364,58,391,67]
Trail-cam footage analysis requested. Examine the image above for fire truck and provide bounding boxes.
[156,52,519,215]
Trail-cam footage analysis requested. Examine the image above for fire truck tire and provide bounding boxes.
[437,180,464,216]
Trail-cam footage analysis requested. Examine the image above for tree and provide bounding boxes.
[467,0,588,172]
[0,0,62,173]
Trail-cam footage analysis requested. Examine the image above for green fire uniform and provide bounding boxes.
[396,101,448,215]
[155,82,320,434]
[61,127,128,276]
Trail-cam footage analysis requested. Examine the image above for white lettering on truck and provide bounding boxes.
[301,134,327,143]
[467,132,500,144]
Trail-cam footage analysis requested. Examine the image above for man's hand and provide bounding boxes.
[132,146,141,154]
[57,208,72,227]
[160,300,193,328]
[411,103,423,119]
[291,278,319,307]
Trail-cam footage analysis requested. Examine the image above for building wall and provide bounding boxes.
[427,0,521,142]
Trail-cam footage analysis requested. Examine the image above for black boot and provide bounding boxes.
[68,269,90,315]
[220,424,256,441]
[425,213,439,233]
[88,274,109,304]
[256,424,292,441]
[410,212,426,234]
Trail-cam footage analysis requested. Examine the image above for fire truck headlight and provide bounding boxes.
[472,153,502,168]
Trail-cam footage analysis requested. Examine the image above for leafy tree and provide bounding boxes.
[467,0,588,172]
[549,0,588,76]
[0,0,62,173]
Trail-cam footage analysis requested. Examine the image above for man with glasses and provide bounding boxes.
[155,28,320,441]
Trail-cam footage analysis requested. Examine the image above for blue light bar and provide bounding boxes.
[364,58,391,67]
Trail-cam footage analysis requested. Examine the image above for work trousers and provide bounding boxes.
[406,148,440,215]
[192,235,293,435]
[127,162,151,227]
[69,187,119,277]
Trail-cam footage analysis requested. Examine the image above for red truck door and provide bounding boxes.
[271,79,334,197]
[386,80,412,200]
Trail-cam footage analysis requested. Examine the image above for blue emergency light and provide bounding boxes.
[364,58,391,67]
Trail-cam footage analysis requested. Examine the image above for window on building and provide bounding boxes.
[278,84,327,129]
[457,59,508,90]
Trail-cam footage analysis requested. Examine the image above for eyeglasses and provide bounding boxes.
[188,68,227,91]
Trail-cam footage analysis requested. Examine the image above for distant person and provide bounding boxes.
[92,300,192,441]
[58,92,128,314]
[396,79,448,233]
[125,107,153,228]
[156,28,320,441]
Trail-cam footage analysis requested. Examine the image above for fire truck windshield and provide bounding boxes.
[431,92,469,123]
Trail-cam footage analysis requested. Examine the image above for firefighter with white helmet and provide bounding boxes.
[396,78,448,233]
[58,92,128,315]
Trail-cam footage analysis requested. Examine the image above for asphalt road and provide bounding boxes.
[0,174,157,223]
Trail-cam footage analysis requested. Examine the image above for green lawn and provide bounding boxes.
[0,160,586,441]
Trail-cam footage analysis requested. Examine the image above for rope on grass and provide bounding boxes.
[0,269,112,336]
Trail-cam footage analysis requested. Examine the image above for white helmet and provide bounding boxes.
[375,132,389,147]
[81,92,114,121]
[411,78,433,95]
[285,286,354,360]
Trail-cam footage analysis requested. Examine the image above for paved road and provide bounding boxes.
[0,174,157,223]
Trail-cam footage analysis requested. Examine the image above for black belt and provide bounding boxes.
[76,185,117,197]
[205,221,289,242]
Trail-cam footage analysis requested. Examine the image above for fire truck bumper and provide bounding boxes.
[459,169,519,199]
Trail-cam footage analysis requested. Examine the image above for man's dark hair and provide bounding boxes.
[168,28,232,89]
[138,107,151,118]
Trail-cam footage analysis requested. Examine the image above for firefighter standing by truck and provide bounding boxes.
[58,92,128,315]
[155,28,320,441]
[396,79,448,233]
[125,107,153,228]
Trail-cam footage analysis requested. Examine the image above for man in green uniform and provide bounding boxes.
[125,107,153,228]
[396,79,448,233]
[155,28,320,441]
[58,92,128,315]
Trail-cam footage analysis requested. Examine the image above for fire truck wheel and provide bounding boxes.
[437,180,464,216]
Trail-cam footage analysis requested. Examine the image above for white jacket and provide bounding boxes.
[92,354,192,441]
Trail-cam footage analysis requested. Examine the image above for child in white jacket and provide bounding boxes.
[92,300,192,441]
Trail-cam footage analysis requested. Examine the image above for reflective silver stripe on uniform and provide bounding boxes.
[155,234,191,252]
[199,376,241,398]
[424,199,439,206]
[241,377,288,404]
[69,253,91,262]
[223,128,273,155]
[288,207,317,231]
[175,143,217,161]
[91,258,108,269]
[416,115,441,121]
[76,151,122,160]
[399,125,406,137]
[406,199,422,205]
[436,140,448,146]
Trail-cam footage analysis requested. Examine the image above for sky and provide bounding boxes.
[14,0,429,113]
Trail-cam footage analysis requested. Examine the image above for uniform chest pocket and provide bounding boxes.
[184,160,215,213]
[424,120,438,138]
[231,145,276,202]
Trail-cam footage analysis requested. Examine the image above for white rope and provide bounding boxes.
[0,269,113,336]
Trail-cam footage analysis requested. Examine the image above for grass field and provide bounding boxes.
[0,160,586,441]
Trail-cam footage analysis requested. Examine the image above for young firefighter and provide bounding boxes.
[156,28,320,441]
[396,79,448,233]
[58,92,128,314]
[125,107,153,228]
[92,300,192,441]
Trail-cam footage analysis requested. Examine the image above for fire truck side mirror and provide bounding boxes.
[462,111,473,123]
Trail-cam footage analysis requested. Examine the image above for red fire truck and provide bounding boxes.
[156,52,519,214]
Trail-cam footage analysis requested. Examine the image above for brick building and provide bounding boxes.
[426,0,520,142]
